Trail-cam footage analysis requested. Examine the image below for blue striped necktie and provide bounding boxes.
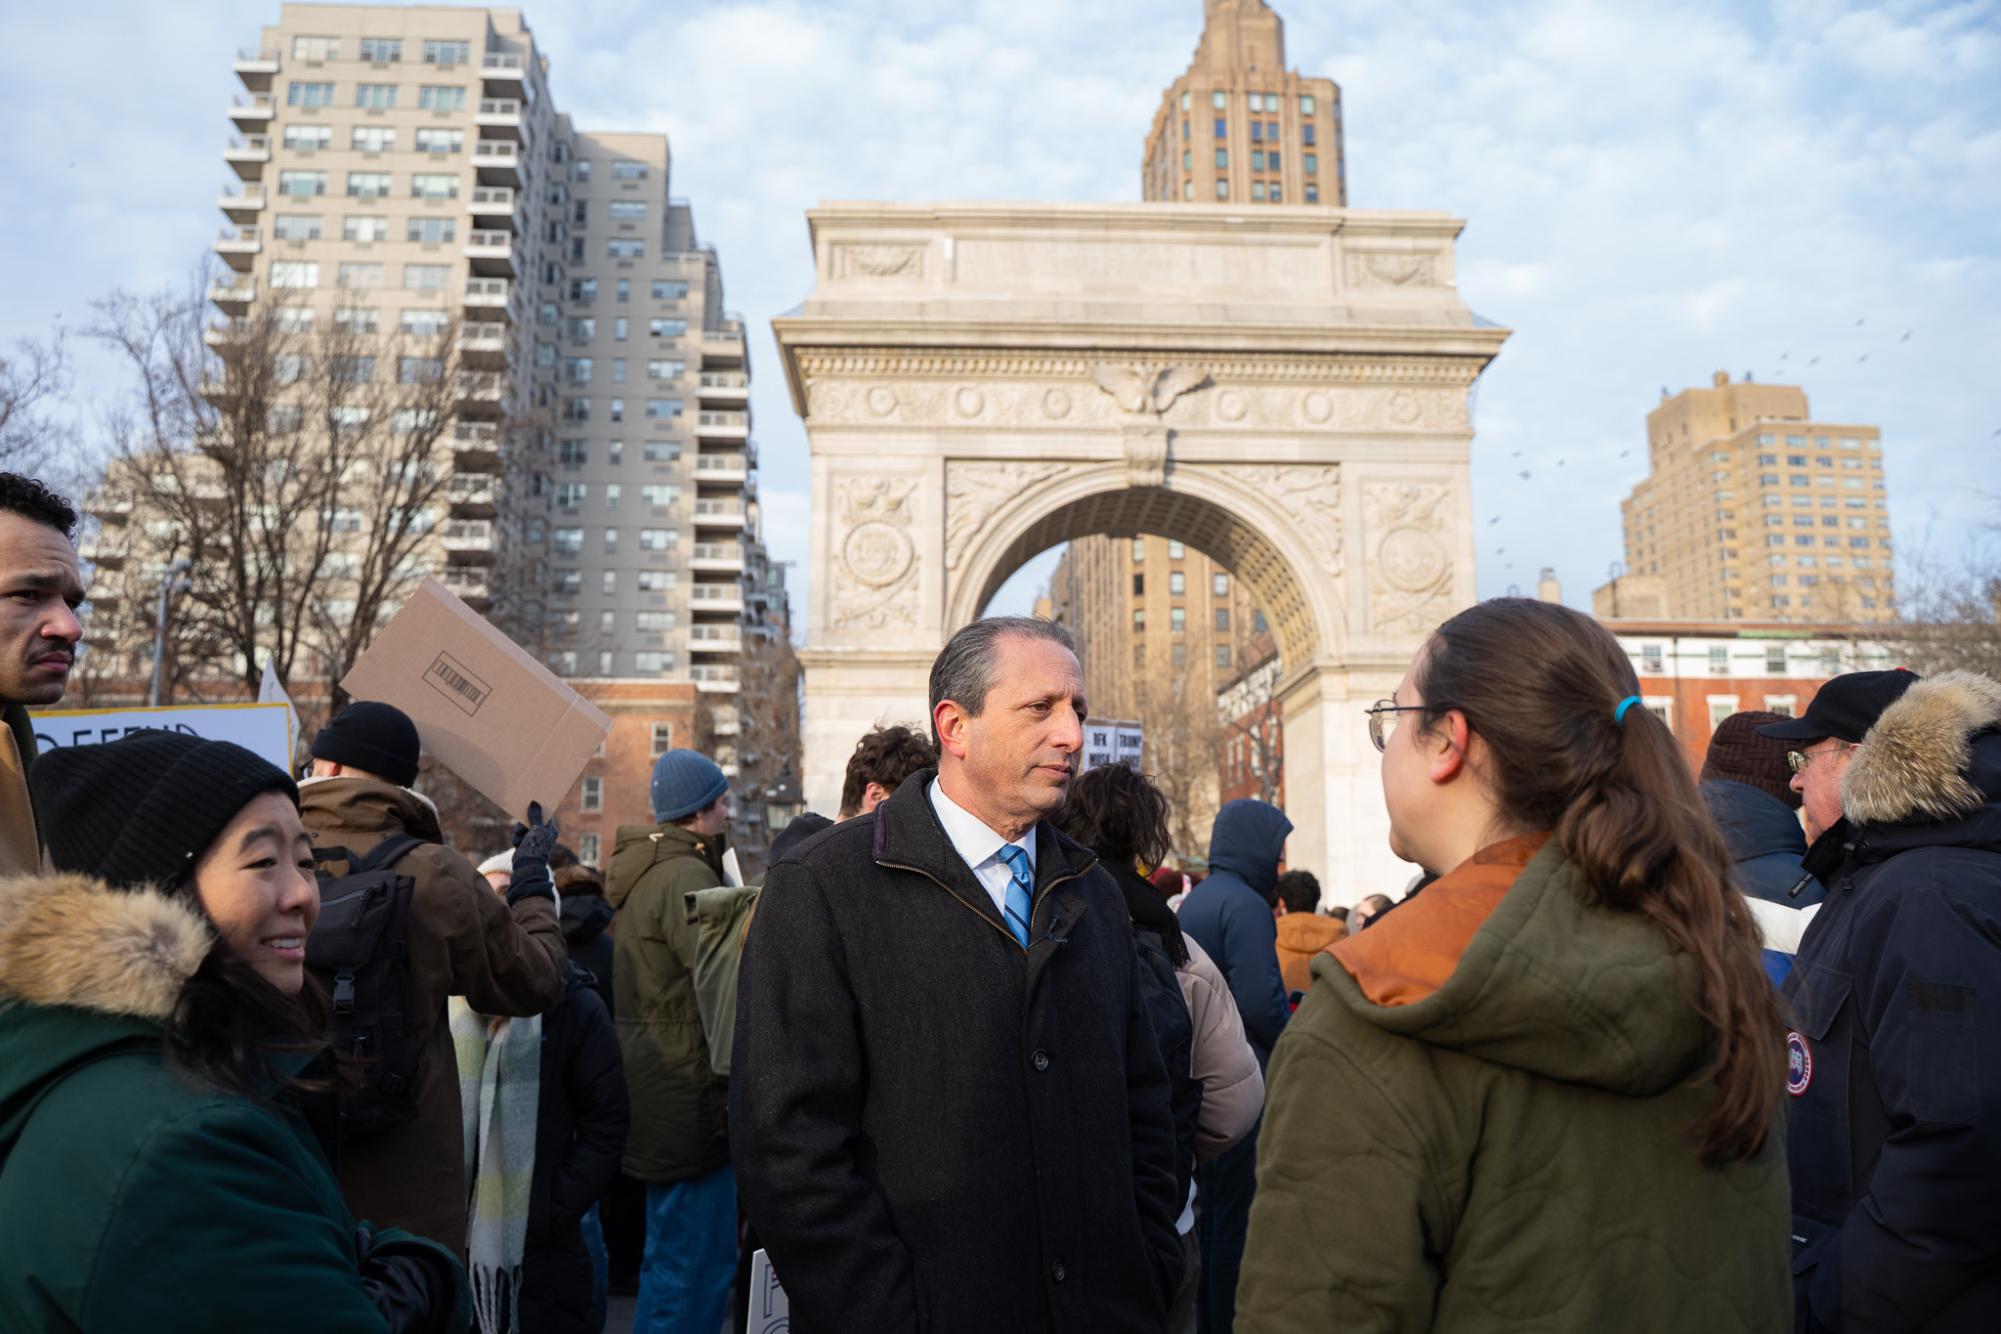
[997,843,1033,949]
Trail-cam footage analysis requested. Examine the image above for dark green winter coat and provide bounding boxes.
[0,872,470,1333]
[605,822,729,1182]
[1237,840,1791,1334]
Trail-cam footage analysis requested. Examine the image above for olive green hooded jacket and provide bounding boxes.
[1237,841,1791,1334]
[606,821,729,1182]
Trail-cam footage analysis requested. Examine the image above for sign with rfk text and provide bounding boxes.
[341,577,612,820]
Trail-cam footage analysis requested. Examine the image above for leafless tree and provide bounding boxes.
[0,332,72,475]
[1219,628,1284,809]
[1883,515,2001,679]
[725,613,804,875]
[1132,668,1226,864]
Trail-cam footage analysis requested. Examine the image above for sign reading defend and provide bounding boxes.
[31,702,297,772]
[341,577,612,820]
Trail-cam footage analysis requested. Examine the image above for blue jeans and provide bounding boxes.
[581,1202,609,1333]
[634,1165,737,1334]
[1196,1125,1260,1334]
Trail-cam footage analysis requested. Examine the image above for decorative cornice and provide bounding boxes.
[792,348,1486,386]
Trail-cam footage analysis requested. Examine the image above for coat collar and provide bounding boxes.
[0,872,212,1020]
[1844,671,2001,826]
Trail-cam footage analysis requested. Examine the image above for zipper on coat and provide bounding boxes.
[877,859,1089,952]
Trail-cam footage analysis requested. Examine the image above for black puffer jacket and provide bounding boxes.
[557,885,616,1016]
[520,964,628,1334]
[1784,672,2001,1333]
[1107,859,1201,1207]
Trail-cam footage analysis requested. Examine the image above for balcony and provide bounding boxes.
[437,567,492,605]
[455,371,506,416]
[207,276,256,313]
[480,51,527,95]
[697,370,749,405]
[233,47,280,89]
[692,500,747,530]
[458,322,508,366]
[213,225,261,269]
[701,322,746,366]
[689,584,745,614]
[688,623,743,654]
[463,229,516,276]
[228,93,275,129]
[78,538,127,571]
[224,135,271,178]
[203,316,249,347]
[453,421,501,470]
[696,410,749,441]
[472,139,521,186]
[468,186,519,228]
[692,664,741,694]
[218,183,266,220]
[442,520,497,561]
[693,454,749,485]
[446,473,498,515]
[463,277,512,317]
[691,541,744,573]
[475,98,524,140]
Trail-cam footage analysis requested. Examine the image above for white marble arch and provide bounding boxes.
[773,202,1508,902]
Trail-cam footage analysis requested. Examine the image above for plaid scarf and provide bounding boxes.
[450,999,542,1334]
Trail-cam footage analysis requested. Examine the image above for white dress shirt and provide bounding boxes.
[927,777,1036,922]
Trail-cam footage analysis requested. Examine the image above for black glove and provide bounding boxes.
[507,800,558,906]
[355,1224,469,1334]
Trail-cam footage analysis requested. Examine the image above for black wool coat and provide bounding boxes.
[729,770,1184,1334]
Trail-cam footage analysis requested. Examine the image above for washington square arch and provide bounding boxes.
[773,202,1507,903]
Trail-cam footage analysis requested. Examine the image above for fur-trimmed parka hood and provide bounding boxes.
[1843,671,2001,857]
[0,873,211,1020]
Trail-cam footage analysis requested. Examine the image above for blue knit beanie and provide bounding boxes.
[651,748,729,823]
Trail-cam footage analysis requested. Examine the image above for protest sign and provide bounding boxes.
[32,702,297,772]
[1080,718,1143,774]
[340,577,612,820]
[746,1249,789,1334]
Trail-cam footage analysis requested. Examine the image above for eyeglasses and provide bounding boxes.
[1786,742,1853,774]
[1365,700,1426,753]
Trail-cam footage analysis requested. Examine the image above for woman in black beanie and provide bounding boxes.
[0,730,471,1334]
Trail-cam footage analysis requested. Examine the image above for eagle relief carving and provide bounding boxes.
[1090,364,1209,489]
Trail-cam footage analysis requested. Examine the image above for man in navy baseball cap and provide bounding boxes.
[1758,669,1920,843]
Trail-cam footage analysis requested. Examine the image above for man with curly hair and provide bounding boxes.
[837,723,937,820]
[0,473,84,874]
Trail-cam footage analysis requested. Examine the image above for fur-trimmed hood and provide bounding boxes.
[1844,671,2001,827]
[0,873,211,1020]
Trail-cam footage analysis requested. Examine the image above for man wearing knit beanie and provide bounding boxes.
[605,747,738,1331]
[1700,710,1824,912]
[297,698,566,1254]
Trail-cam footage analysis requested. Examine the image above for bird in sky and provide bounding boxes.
[1808,355,1821,366]
[1901,330,1913,342]
[1856,318,1865,326]
[1519,470,1531,480]
[1619,449,1631,458]
[1859,354,1870,363]
[1489,516,1500,525]
[1556,459,1566,468]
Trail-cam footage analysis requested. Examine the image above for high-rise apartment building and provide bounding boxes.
[1614,372,1894,623]
[1142,0,1345,205]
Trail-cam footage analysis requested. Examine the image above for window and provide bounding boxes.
[571,278,598,303]
[282,124,331,151]
[418,85,467,112]
[600,526,619,552]
[612,160,648,179]
[291,34,339,61]
[574,159,592,181]
[641,484,680,508]
[1172,644,1188,669]
[1131,538,1145,562]
[274,306,315,332]
[1764,644,1788,673]
[329,355,375,384]
[563,399,591,422]
[644,441,680,462]
[635,652,675,674]
[415,127,463,154]
[1132,609,1146,630]
[563,357,592,384]
[609,200,647,220]
[580,778,602,813]
[402,263,450,292]
[268,261,318,288]
[637,570,677,592]
[406,216,456,244]
[611,359,626,383]
[1302,123,1316,146]
[609,399,624,422]
[1251,122,1263,143]
[1215,180,1230,199]
[1216,644,1233,668]
[607,239,644,259]
[1214,117,1227,138]
[411,172,459,199]
[1170,608,1186,633]
[1181,91,1191,111]
[1252,182,1267,201]
[648,319,687,337]
[355,84,398,110]
[603,571,619,596]
[1305,185,1319,202]
[423,39,470,65]
[337,262,383,289]
[287,81,335,108]
[645,398,683,419]
[399,309,447,337]
[332,306,377,333]
[1707,646,1730,675]
[1215,148,1229,169]
[1300,94,1316,115]
[359,36,401,62]
[639,528,675,551]
[650,723,674,756]
[1214,607,1231,632]
[636,611,676,633]
[278,169,328,199]
[651,280,688,301]
[1212,90,1228,109]
[396,356,442,385]
[1640,643,1664,674]
[1707,696,1740,730]
[1168,540,1185,558]
[1169,571,1186,595]
[1132,573,1144,596]
[272,214,321,241]
[345,172,391,199]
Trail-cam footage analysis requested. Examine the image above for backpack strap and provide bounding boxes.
[356,833,427,875]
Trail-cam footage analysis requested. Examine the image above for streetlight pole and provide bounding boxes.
[148,558,192,708]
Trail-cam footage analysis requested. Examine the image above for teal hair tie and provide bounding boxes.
[1614,695,1642,725]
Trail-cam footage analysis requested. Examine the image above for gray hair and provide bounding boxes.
[929,616,1078,747]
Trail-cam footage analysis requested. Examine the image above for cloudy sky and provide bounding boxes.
[4,0,1997,620]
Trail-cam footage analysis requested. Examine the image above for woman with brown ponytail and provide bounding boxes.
[1237,598,1791,1334]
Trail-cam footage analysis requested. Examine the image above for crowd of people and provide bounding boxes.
[1,466,1998,1333]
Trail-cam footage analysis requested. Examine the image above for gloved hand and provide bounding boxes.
[507,800,559,906]
[355,1223,471,1334]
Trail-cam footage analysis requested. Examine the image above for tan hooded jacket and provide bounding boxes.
[1178,935,1264,1161]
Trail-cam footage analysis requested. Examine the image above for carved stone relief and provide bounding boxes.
[1121,425,1170,489]
[1344,250,1440,288]
[830,476,921,630]
[1363,482,1455,634]
[943,461,1066,570]
[834,244,925,280]
[1219,464,1344,577]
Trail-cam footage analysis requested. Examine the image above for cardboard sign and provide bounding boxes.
[340,577,612,820]
[1079,718,1143,774]
[32,703,297,773]
[746,1249,789,1334]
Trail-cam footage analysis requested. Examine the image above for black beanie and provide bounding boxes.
[311,701,420,787]
[30,731,300,892]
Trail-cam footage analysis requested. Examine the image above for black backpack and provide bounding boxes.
[306,833,426,1137]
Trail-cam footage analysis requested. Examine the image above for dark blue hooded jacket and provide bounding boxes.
[1177,800,1293,1064]
[1702,779,1824,907]
[1783,674,2001,1333]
